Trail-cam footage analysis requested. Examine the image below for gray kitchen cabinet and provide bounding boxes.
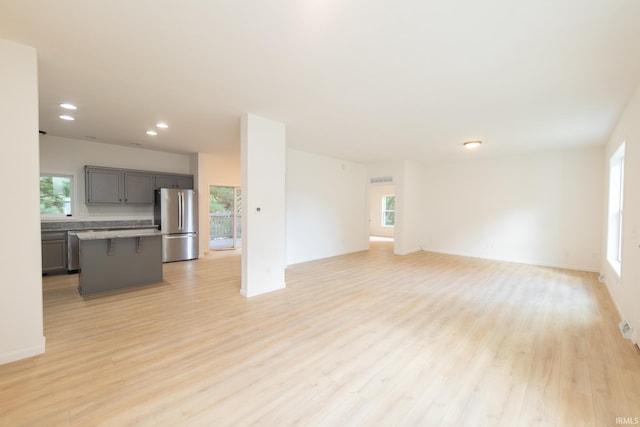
[154,173,194,189]
[123,172,154,204]
[77,230,162,295]
[86,166,193,205]
[85,166,156,205]
[175,174,194,189]
[154,173,175,189]
[42,231,68,275]
[85,167,122,204]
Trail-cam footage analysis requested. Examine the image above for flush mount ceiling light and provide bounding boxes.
[156,122,168,129]
[146,130,158,136]
[463,140,483,149]
[59,103,77,110]
[59,115,75,121]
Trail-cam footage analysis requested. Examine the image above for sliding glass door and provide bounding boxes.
[209,186,242,250]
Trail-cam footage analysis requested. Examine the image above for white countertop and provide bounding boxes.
[76,229,164,240]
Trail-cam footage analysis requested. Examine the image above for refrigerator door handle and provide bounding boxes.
[180,191,185,230]
[178,191,183,231]
[182,191,186,231]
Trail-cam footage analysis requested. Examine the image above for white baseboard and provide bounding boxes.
[419,247,599,273]
[241,282,286,298]
[394,246,422,256]
[0,336,46,365]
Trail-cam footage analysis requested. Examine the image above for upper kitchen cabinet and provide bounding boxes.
[175,174,194,189]
[123,172,154,204]
[85,166,154,205]
[154,173,194,189]
[85,166,193,205]
[85,167,123,204]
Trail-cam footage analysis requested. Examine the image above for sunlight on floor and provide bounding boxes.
[369,235,394,242]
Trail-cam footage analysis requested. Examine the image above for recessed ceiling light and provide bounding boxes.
[156,122,168,129]
[59,103,77,110]
[59,115,75,121]
[463,140,482,149]
[146,130,158,136]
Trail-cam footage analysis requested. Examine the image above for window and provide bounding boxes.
[607,143,625,274]
[40,174,73,217]
[382,195,395,227]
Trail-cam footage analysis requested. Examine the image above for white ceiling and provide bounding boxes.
[1,1,640,164]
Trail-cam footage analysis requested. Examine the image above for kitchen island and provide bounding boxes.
[76,229,164,296]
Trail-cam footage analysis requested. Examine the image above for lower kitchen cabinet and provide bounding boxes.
[42,232,68,275]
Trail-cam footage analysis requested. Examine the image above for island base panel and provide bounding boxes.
[78,236,163,295]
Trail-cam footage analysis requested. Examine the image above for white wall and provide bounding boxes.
[395,160,424,255]
[40,135,193,220]
[0,38,45,364]
[369,184,395,238]
[421,147,604,271]
[241,114,286,297]
[286,149,369,265]
[196,152,241,256]
[601,81,640,343]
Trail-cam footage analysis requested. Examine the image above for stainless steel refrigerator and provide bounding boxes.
[154,188,199,262]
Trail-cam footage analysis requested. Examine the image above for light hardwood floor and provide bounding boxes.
[1,242,639,426]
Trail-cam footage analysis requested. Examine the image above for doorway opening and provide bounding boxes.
[369,183,395,242]
[209,186,242,250]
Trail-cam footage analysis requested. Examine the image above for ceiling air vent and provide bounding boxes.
[370,176,393,184]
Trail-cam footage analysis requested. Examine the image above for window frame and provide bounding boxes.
[382,195,395,227]
[40,173,74,218]
[606,143,625,275]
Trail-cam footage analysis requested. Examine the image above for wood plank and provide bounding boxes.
[0,243,638,426]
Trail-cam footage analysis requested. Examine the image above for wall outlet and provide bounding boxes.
[619,320,634,340]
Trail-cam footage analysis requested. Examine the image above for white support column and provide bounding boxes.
[240,114,286,297]
[0,38,45,364]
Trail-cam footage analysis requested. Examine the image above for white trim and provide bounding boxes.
[606,143,625,269]
[240,282,286,298]
[607,258,622,278]
[394,248,422,256]
[382,194,395,227]
[0,336,45,365]
[420,248,601,273]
